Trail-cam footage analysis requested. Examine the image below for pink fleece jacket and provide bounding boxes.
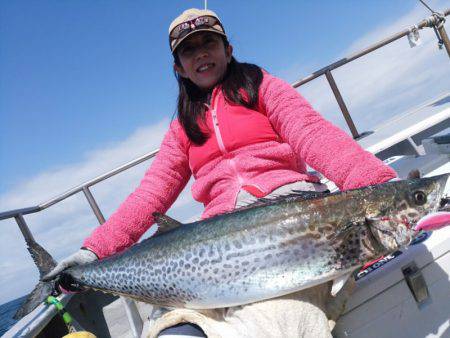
[83,72,396,259]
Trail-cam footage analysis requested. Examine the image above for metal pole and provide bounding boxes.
[291,28,409,88]
[39,149,159,210]
[121,297,144,338]
[82,185,144,336]
[290,8,449,138]
[0,206,41,221]
[422,9,450,59]
[5,294,73,337]
[14,214,35,243]
[324,70,360,139]
[437,24,450,58]
[82,186,106,224]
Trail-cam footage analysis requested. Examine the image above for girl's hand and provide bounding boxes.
[42,248,98,282]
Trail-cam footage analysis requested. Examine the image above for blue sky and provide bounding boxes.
[1,0,450,304]
[0,0,418,193]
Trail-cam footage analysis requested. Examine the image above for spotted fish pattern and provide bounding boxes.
[62,174,448,309]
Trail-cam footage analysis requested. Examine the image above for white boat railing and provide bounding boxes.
[1,7,449,338]
[2,295,73,338]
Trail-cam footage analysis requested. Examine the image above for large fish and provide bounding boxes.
[16,174,449,319]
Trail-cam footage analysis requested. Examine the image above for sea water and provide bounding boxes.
[0,296,26,336]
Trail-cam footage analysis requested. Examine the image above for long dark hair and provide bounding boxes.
[174,37,263,145]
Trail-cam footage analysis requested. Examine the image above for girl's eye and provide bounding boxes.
[180,46,194,55]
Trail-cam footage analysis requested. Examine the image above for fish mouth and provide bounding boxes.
[367,219,414,252]
[56,272,86,293]
[384,222,415,249]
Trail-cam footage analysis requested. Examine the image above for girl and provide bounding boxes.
[46,8,397,338]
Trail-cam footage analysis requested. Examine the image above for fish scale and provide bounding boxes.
[58,174,449,310]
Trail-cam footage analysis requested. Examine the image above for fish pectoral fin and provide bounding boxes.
[326,275,357,321]
[331,273,352,297]
[331,219,364,244]
[152,212,184,235]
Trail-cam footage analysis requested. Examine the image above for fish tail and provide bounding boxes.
[26,239,58,279]
[14,238,58,320]
[13,280,56,320]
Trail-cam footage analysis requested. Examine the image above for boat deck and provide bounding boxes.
[358,92,450,159]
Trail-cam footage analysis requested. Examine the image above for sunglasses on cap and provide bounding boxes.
[169,15,225,48]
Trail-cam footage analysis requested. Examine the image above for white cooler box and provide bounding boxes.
[334,226,450,338]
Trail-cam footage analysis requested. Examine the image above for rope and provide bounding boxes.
[432,12,446,29]
[46,296,76,333]
[419,0,437,14]
[418,0,446,49]
[418,0,445,26]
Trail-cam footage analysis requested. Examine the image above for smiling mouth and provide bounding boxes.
[197,63,215,73]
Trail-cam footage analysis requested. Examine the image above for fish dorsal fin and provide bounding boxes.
[233,190,330,213]
[331,273,352,297]
[152,212,184,235]
[407,169,421,179]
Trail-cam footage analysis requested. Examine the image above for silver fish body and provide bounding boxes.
[62,174,448,309]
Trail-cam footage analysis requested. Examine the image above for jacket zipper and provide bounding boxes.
[210,93,244,185]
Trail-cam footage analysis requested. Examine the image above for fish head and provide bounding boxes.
[365,174,449,252]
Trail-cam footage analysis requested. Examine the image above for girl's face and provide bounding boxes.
[174,32,233,91]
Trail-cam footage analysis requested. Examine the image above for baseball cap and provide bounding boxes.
[169,8,227,53]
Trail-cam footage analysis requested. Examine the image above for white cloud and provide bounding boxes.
[0,119,203,304]
[1,120,168,209]
[1,2,449,304]
[278,1,450,133]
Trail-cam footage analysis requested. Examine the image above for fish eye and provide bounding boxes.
[413,191,427,205]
